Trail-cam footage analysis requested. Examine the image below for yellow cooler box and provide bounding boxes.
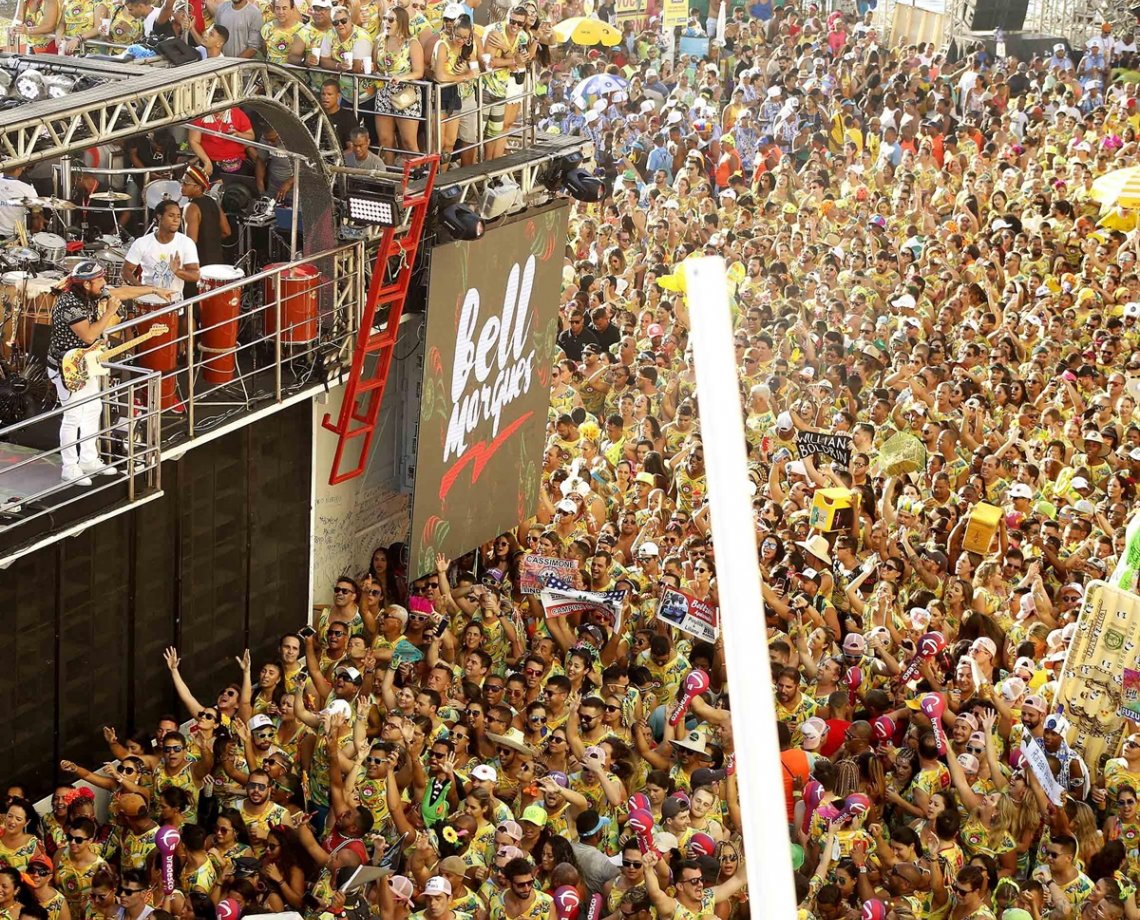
[810,488,858,532]
[963,502,1002,554]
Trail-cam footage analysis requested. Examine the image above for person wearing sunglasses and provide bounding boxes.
[641,850,746,918]
[480,4,533,160]
[53,816,107,915]
[318,6,374,106]
[152,727,214,826]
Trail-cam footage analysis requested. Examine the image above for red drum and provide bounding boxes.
[197,265,244,384]
[263,263,320,345]
[135,294,179,409]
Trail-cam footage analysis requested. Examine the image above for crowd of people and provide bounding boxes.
[11,0,1140,918]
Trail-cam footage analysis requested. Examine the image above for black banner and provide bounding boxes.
[795,430,853,467]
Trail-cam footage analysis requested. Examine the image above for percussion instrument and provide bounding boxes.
[0,271,55,356]
[96,249,125,283]
[101,234,123,249]
[263,263,320,345]
[197,265,244,385]
[31,231,66,263]
[60,255,88,273]
[134,293,180,409]
[4,247,40,271]
[90,191,131,202]
[144,180,184,212]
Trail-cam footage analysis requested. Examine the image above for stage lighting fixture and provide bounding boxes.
[542,151,584,191]
[479,177,524,221]
[347,185,403,227]
[434,185,483,241]
[563,167,605,202]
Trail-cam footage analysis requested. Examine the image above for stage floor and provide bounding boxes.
[0,442,65,514]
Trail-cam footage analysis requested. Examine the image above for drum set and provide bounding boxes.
[0,192,133,359]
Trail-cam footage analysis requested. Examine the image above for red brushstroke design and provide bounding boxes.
[439,411,533,501]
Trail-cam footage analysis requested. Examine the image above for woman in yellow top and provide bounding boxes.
[55,0,110,54]
[11,0,60,52]
[431,13,480,165]
[0,798,45,871]
[372,6,424,162]
[0,868,26,920]
[52,819,107,917]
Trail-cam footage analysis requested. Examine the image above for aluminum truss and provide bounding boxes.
[0,57,342,170]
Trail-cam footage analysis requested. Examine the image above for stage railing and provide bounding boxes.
[106,239,370,442]
[0,360,162,530]
[0,239,374,559]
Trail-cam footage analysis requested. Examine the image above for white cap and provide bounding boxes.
[957,753,980,773]
[767,85,782,97]
[320,699,353,720]
[640,99,656,114]
[471,764,498,782]
[1125,302,1140,318]
[799,719,824,751]
[423,877,452,897]
[891,293,916,310]
[248,714,274,732]
[442,2,463,16]
[1009,483,1033,499]
[639,541,660,557]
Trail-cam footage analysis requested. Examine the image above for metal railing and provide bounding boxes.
[0,360,162,528]
[103,239,369,441]
[0,239,374,554]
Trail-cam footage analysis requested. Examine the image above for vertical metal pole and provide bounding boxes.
[290,158,300,260]
[186,302,196,436]
[151,374,161,492]
[126,380,136,502]
[274,269,283,401]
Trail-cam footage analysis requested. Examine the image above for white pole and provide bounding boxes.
[684,256,797,916]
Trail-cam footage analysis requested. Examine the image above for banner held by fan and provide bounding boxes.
[540,575,625,635]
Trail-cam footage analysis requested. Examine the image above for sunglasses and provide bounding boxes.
[28,867,51,877]
[333,585,353,593]
[622,859,643,869]
[163,745,184,753]
[197,711,217,721]
[118,888,146,896]
[68,835,90,844]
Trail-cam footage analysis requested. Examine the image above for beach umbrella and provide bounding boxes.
[570,71,628,104]
[553,16,623,47]
[1091,165,1140,209]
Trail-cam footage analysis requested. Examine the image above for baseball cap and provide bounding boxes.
[423,877,452,897]
[970,637,997,658]
[957,753,980,773]
[843,633,866,654]
[799,717,827,751]
[310,0,332,7]
[1009,483,1033,499]
[690,767,727,787]
[520,805,548,827]
[497,820,523,841]
[1021,695,1047,714]
[387,876,414,904]
[248,714,274,732]
[639,541,660,557]
[575,809,611,837]
[471,764,498,782]
[442,2,463,16]
[438,856,468,876]
[661,796,688,819]
[335,665,363,683]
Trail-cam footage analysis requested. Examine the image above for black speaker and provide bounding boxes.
[970,0,1029,31]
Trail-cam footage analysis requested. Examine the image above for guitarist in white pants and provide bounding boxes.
[46,261,171,487]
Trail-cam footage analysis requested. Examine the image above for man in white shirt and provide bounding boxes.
[123,200,201,297]
[0,167,39,238]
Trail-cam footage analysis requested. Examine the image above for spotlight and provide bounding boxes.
[563,168,605,203]
[542,151,583,191]
[347,184,403,227]
[435,186,483,241]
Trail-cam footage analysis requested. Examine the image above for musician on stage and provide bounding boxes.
[46,261,173,487]
[123,200,201,296]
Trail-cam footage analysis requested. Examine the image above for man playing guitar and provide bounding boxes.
[46,261,173,487]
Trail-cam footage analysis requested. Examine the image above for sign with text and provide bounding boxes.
[520,554,580,595]
[1122,668,1140,722]
[661,0,686,27]
[1055,580,1140,782]
[540,576,626,634]
[656,585,719,642]
[408,206,569,579]
[795,430,853,467]
[613,0,649,28]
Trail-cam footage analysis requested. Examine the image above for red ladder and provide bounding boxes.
[322,153,440,484]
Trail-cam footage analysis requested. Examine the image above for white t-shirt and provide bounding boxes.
[125,231,199,296]
[0,175,38,236]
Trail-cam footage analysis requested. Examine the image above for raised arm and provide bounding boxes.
[236,649,254,724]
[164,646,208,718]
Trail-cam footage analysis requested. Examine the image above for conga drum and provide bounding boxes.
[197,265,245,384]
[135,294,179,409]
[263,263,320,345]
